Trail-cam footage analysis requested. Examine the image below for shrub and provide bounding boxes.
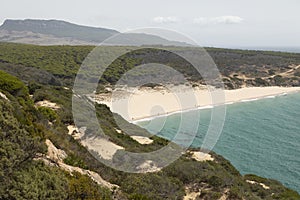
[0,70,27,96]
[37,106,58,122]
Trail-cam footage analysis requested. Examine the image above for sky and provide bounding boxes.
[1,0,300,49]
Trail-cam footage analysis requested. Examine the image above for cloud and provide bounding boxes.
[193,16,244,25]
[152,16,179,24]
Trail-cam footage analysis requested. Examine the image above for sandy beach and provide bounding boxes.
[92,86,300,122]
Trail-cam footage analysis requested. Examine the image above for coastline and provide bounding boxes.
[93,86,300,123]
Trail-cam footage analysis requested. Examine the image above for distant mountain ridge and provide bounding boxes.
[0,19,190,46]
[0,19,118,43]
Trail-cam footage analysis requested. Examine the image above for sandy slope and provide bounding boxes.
[35,139,118,191]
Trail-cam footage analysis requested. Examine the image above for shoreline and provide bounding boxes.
[92,86,300,123]
[132,89,297,123]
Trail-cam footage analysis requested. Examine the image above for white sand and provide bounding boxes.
[136,160,161,173]
[35,100,60,110]
[67,125,78,135]
[130,136,154,144]
[246,180,270,190]
[67,125,124,160]
[0,92,9,101]
[67,125,86,140]
[115,128,122,134]
[190,151,214,162]
[183,187,200,200]
[93,86,300,122]
[81,137,124,160]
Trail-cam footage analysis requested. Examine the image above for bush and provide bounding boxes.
[208,176,223,187]
[294,72,300,77]
[228,186,243,199]
[255,77,268,86]
[121,173,184,200]
[64,153,88,169]
[67,172,112,200]
[37,106,58,122]
[0,162,68,200]
[0,70,28,96]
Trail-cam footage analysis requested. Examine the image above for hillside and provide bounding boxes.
[0,19,118,42]
[0,43,300,89]
[0,19,190,46]
[0,43,300,199]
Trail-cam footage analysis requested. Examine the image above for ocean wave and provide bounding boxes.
[265,95,276,99]
[240,98,259,102]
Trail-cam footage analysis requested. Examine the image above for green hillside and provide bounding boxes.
[0,43,300,199]
[0,43,300,89]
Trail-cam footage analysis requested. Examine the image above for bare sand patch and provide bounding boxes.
[130,136,153,144]
[0,92,9,101]
[67,125,123,160]
[246,180,270,190]
[183,188,200,200]
[81,137,124,160]
[136,160,161,173]
[190,151,214,162]
[35,100,60,110]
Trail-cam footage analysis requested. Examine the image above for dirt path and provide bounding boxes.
[234,65,300,81]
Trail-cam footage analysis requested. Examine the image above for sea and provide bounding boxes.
[137,92,300,193]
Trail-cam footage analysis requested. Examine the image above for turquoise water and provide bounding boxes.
[138,93,300,193]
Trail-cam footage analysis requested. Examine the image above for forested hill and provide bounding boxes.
[0,43,300,199]
[0,43,300,89]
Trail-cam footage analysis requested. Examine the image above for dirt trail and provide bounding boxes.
[234,65,300,81]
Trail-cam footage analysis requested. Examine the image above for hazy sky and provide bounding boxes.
[1,0,300,48]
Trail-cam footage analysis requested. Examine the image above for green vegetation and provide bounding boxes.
[0,70,28,96]
[63,154,88,169]
[1,42,300,89]
[0,70,113,200]
[0,43,300,199]
[121,173,184,200]
[67,172,112,200]
[0,43,92,86]
[37,106,58,122]
[1,162,68,200]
